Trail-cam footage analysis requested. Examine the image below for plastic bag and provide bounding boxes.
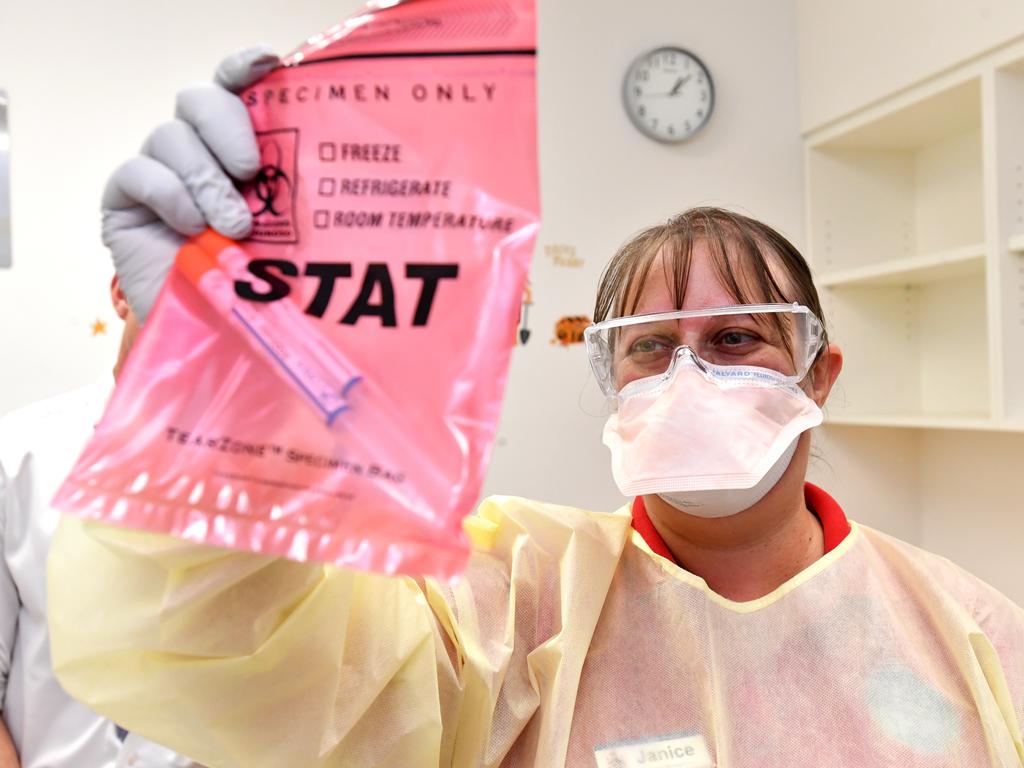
[53,0,538,579]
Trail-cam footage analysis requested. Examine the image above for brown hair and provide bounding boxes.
[593,207,829,365]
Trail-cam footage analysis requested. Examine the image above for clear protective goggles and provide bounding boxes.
[584,303,825,397]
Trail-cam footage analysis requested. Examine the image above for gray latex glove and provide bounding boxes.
[102,46,279,321]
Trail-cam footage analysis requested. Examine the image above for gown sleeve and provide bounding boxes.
[48,514,456,767]
[48,497,627,767]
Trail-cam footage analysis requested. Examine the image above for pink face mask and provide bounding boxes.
[602,348,823,517]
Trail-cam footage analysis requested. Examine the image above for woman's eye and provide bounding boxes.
[629,337,670,356]
[716,329,761,347]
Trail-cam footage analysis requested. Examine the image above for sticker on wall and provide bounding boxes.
[91,318,108,337]
[552,315,592,346]
[516,279,533,345]
[544,243,583,269]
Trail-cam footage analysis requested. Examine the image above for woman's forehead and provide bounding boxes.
[631,244,735,314]
[628,240,793,317]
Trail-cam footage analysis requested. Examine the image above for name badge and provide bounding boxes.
[594,733,714,768]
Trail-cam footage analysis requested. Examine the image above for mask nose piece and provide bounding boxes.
[673,345,710,376]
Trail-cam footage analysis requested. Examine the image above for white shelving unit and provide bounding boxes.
[989,57,1024,428]
[805,59,1024,431]
[801,20,1024,609]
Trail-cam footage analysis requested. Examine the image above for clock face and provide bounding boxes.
[623,47,715,143]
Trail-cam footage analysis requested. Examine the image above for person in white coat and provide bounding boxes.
[0,277,200,768]
[0,45,273,768]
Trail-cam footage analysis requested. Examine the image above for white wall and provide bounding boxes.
[797,0,1024,131]
[0,0,354,412]
[810,423,1024,606]
[0,0,805,517]
[918,431,1024,598]
[807,426,922,543]
[485,0,805,509]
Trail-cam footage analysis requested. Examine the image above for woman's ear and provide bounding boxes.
[110,275,131,321]
[808,344,843,407]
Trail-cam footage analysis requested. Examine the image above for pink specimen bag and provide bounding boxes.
[53,0,538,579]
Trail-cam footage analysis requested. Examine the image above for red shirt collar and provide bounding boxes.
[630,482,851,566]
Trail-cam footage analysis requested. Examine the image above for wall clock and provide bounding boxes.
[623,47,715,143]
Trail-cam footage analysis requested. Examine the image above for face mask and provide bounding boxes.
[602,348,823,518]
[658,438,799,518]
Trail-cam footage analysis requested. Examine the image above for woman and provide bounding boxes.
[49,51,1024,767]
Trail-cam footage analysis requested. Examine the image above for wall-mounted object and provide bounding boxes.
[516,279,533,345]
[544,243,584,268]
[0,90,10,268]
[552,315,591,346]
[622,47,714,143]
[805,48,1024,431]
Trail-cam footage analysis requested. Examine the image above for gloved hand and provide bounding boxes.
[102,46,280,321]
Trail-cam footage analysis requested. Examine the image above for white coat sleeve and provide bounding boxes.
[0,464,21,709]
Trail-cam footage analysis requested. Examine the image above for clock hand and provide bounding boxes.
[668,75,692,96]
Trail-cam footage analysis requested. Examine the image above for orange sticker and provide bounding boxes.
[552,315,591,346]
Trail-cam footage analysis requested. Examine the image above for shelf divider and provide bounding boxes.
[1007,234,1024,252]
[823,413,1024,432]
[816,243,985,287]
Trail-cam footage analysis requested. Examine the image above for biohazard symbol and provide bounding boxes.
[552,315,591,346]
[252,140,293,217]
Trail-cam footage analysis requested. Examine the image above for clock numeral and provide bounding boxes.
[638,105,647,118]
[636,69,650,82]
[685,121,692,132]
[651,118,659,130]
[634,86,642,97]
[668,124,676,136]
[700,91,709,102]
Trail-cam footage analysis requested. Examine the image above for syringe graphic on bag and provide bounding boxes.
[175,233,446,516]
[174,233,362,426]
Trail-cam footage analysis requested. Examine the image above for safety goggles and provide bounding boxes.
[584,303,825,397]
